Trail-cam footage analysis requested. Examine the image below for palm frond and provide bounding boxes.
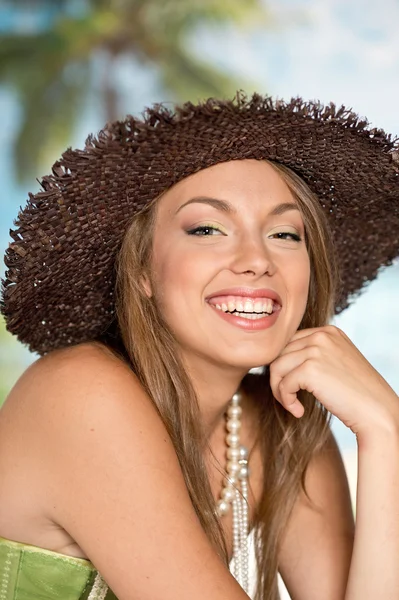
[2,0,271,180]
[14,62,90,181]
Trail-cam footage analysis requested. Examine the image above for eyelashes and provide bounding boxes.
[186,225,225,236]
[186,225,302,242]
[271,232,302,242]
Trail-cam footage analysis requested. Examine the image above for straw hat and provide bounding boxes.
[1,92,398,355]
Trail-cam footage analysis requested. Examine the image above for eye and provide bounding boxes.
[269,232,302,242]
[186,225,225,236]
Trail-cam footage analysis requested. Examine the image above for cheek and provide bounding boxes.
[297,254,311,295]
[282,248,310,284]
[150,245,197,316]
[283,251,311,311]
[156,251,191,289]
[294,255,311,319]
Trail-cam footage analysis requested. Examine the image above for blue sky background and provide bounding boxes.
[1,0,398,452]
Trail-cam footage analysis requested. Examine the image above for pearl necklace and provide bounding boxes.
[89,390,250,599]
[217,391,250,593]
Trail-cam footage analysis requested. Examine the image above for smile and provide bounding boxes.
[209,295,278,317]
[206,292,282,331]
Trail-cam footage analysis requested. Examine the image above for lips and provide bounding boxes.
[207,299,281,330]
[205,287,282,331]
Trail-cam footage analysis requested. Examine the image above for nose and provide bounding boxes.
[230,234,276,277]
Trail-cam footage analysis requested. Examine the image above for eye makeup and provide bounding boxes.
[186,222,228,236]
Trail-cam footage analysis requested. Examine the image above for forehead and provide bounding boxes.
[156,159,296,216]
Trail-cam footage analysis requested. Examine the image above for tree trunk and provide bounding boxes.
[102,53,119,123]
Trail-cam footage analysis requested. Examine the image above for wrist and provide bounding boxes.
[356,406,399,453]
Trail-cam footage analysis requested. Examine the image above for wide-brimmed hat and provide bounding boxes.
[1,92,399,355]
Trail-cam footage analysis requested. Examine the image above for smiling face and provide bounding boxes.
[143,159,311,373]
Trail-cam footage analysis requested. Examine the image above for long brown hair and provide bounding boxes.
[114,159,339,599]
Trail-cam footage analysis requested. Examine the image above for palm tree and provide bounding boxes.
[0,0,270,182]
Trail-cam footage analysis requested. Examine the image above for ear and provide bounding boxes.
[140,273,153,298]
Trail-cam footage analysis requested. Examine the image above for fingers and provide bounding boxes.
[270,350,315,418]
[279,393,305,419]
[278,325,345,358]
[289,324,346,344]
[269,326,346,419]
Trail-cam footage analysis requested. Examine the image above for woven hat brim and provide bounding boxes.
[1,93,399,355]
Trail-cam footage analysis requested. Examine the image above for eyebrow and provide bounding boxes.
[174,196,235,215]
[174,196,300,216]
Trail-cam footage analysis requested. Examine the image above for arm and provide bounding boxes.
[278,430,354,600]
[269,325,399,600]
[345,424,399,600]
[16,343,249,600]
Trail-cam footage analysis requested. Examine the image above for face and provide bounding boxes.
[143,159,310,372]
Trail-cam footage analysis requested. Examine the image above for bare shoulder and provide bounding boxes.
[1,340,169,483]
[5,340,138,401]
[0,342,153,545]
[2,341,152,426]
[1,343,248,599]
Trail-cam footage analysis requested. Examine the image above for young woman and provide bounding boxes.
[0,94,398,600]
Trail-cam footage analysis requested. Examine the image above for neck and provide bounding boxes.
[181,355,248,438]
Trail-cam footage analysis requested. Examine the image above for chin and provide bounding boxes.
[221,353,275,372]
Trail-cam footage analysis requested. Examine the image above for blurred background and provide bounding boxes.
[0,0,398,593]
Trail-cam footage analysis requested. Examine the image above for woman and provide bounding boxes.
[0,93,398,600]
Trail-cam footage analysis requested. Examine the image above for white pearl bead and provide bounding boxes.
[217,500,229,516]
[216,391,249,594]
[238,465,250,479]
[231,392,240,405]
[227,447,240,460]
[239,446,249,459]
[226,474,238,486]
[226,433,240,447]
[221,486,235,502]
[227,405,242,418]
[226,460,240,474]
[226,419,241,433]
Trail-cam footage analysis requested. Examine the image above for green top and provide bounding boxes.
[0,535,117,599]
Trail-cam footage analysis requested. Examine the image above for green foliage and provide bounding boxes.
[1,0,269,182]
[0,317,34,407]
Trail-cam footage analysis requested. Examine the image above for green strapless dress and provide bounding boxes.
[0,536,117,599]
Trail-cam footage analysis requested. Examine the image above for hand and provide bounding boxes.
[269,325,399,439]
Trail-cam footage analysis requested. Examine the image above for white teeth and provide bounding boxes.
[244,300,253,312]
[254,300,264,313]
[235,312,271,320]
[211,297,277,314]
[264,299,273,313]
[227,300,236,312]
